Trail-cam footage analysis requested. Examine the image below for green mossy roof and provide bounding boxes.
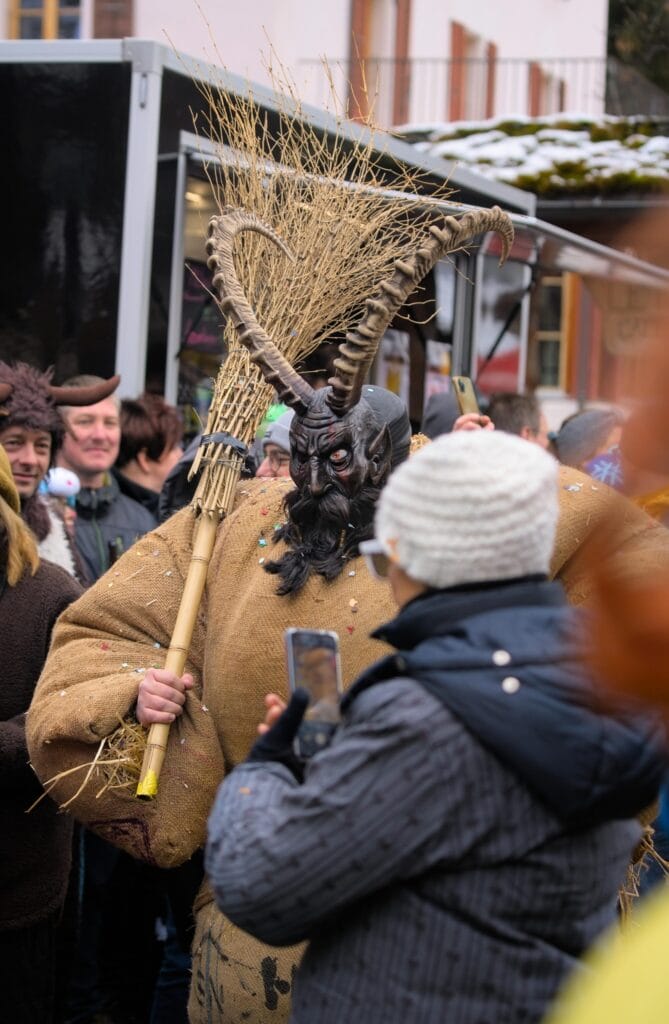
[397,114,669,197]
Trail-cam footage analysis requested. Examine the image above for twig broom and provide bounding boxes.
[135,70,456,797]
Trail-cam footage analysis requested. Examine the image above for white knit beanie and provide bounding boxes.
[375,430,559,589]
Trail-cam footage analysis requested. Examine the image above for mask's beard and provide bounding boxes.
[264,480,382,595]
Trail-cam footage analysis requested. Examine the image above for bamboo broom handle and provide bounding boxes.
[136,514,220,799]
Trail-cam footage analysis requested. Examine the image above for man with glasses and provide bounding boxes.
[255,410,294,479]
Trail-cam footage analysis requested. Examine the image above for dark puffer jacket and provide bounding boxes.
[207,577,665,1024]
[73,472,156,581]
[0,560,82,929]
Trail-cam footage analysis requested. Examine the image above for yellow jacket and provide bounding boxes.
[546,887,669,1023]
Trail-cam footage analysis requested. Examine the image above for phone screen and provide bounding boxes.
[285,628,342,756]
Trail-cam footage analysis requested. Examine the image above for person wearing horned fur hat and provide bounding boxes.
[0,362,118,582]
[26,207,669,1024]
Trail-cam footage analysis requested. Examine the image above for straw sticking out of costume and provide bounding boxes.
[27,718,150,814]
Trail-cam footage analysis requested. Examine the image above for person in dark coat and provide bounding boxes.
[205,430,664,1024]
[56,375,156,581]
[55,377,163,1022]
[114,393,184,520]
[0,446,83,1023]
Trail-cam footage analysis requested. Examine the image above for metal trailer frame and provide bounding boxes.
[0,38,532,397]
[1,38,667,404]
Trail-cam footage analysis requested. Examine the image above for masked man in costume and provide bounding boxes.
[0,363,119,581]
[27,207,669,1024]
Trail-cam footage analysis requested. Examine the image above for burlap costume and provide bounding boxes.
[27,467,669,1023]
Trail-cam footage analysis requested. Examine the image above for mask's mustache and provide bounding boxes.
[289,487,350,530]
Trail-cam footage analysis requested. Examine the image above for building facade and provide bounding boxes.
[2,0,610,124]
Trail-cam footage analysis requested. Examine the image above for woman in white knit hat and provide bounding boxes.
[207,429,663,1024]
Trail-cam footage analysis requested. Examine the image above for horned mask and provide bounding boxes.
[206,205,514,592]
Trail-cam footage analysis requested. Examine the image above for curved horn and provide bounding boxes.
[0,383,11,404]
[49,374,121,407]
[206,209,315,416]
[327,205,514,416]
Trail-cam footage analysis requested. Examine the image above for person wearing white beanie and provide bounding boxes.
[206,427,663,1024]
[374,430,559,594]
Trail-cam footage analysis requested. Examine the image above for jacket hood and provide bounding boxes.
[113,467,160,518]
[344,578,665,825]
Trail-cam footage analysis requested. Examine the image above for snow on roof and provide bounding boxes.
[394,113,669,196]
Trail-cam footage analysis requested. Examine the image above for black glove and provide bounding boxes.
[246,688,310,781]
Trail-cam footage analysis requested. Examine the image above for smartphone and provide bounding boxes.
[451,375,480,416]
[284,628,342,758]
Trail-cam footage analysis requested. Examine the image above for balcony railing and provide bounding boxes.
[299,55,669,126]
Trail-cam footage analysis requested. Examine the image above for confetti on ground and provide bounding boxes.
[564,484,582,492]
[100,642,110,651]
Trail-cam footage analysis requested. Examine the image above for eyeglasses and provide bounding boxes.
[266,451,290,471]
[359,539,390,581]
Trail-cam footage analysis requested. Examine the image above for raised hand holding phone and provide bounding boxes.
[246,689,310,781]
[451,376,494,432]
[451,375,480,415]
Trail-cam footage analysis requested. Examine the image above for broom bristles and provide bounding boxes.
[188,57,455,514]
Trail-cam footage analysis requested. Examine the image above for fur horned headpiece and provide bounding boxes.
[0,362,120,441]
